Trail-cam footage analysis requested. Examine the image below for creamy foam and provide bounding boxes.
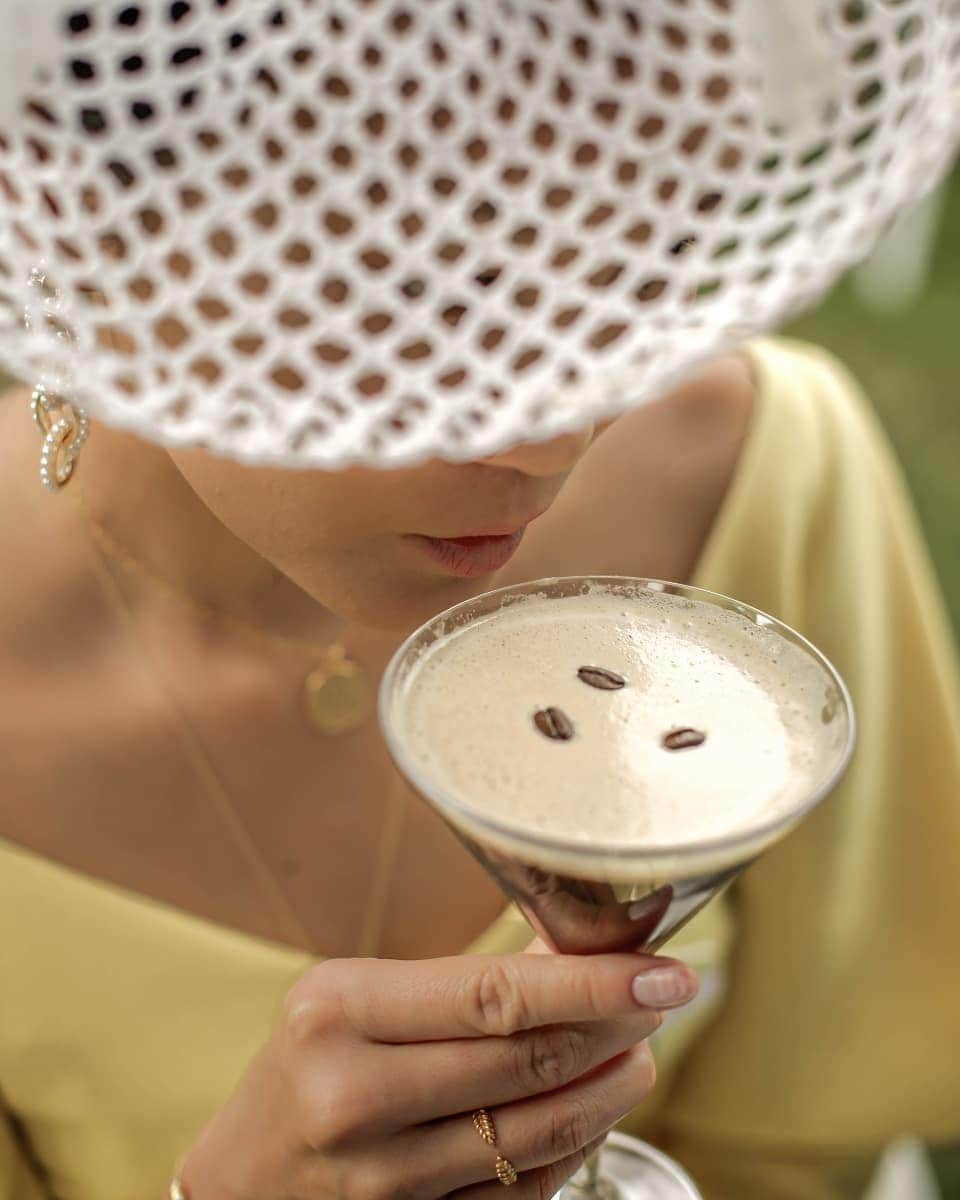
[394,587,843,850]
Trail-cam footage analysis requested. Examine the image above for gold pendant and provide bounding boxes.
[303,645,374,736]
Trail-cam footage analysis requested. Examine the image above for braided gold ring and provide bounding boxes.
[473,1108,497,1145]
[495,1156,519,1186]
[472,1109,518,1187]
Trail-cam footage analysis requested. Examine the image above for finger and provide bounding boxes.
[373,1010,661,1129]
[313,953,697,1042]
[451,1134,607,1200]
[395,1044,656,1196]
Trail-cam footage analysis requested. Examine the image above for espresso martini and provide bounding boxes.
[380,578,854,1200]
[389,583,843,864]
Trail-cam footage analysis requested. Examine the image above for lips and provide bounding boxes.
[405,529,528,579]
[404,502,550,579]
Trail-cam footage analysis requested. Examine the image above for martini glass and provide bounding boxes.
[379,577,856,1200]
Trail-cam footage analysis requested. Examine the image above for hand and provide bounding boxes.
[181,951,697,1200]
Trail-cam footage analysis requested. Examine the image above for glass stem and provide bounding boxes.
[566,1143,622,1200]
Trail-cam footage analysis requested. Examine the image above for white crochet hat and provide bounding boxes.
[1,0,957,469]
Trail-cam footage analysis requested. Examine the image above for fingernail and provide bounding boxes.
[632,966,697,1008]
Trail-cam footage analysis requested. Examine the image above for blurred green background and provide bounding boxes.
[788,168,960,641]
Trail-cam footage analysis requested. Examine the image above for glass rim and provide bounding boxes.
[379,576,857,866]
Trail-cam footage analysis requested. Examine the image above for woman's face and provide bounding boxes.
[169,426,594,632]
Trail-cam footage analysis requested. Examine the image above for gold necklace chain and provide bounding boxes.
[74,498,408,959]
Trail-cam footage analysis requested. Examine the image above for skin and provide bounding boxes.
[0,352,754,1196]
[166,423,594,633]
[185,950,697,1200]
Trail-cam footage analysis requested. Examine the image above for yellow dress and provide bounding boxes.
[3,339,960,1200]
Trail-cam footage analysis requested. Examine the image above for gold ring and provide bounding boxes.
[495,1156,519,1186]
[473,1108,498,1145]
[473,1110,518,1186]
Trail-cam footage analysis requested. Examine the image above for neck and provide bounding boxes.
[75,420,342,643]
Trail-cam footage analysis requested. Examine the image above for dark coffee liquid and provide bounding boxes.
[458,827,745,954]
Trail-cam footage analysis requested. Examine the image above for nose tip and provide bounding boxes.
[480,425,594,478]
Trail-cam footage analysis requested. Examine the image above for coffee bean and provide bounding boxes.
[577,665,626,690]
[662,727,706,750]
[534,707,574,741]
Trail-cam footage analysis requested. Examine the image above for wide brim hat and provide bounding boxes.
[1,0,957,469]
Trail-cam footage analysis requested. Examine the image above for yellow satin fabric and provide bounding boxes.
[3,339,959,1199]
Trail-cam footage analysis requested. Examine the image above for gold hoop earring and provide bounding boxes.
[31,384,89,492]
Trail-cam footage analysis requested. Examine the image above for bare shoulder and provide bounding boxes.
[522,353,756,583]
[0,386,119,832]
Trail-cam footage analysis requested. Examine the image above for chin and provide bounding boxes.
[315,571,487,635]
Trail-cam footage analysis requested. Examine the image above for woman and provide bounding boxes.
[2,3,959,1197]
[2,333,960,1200]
